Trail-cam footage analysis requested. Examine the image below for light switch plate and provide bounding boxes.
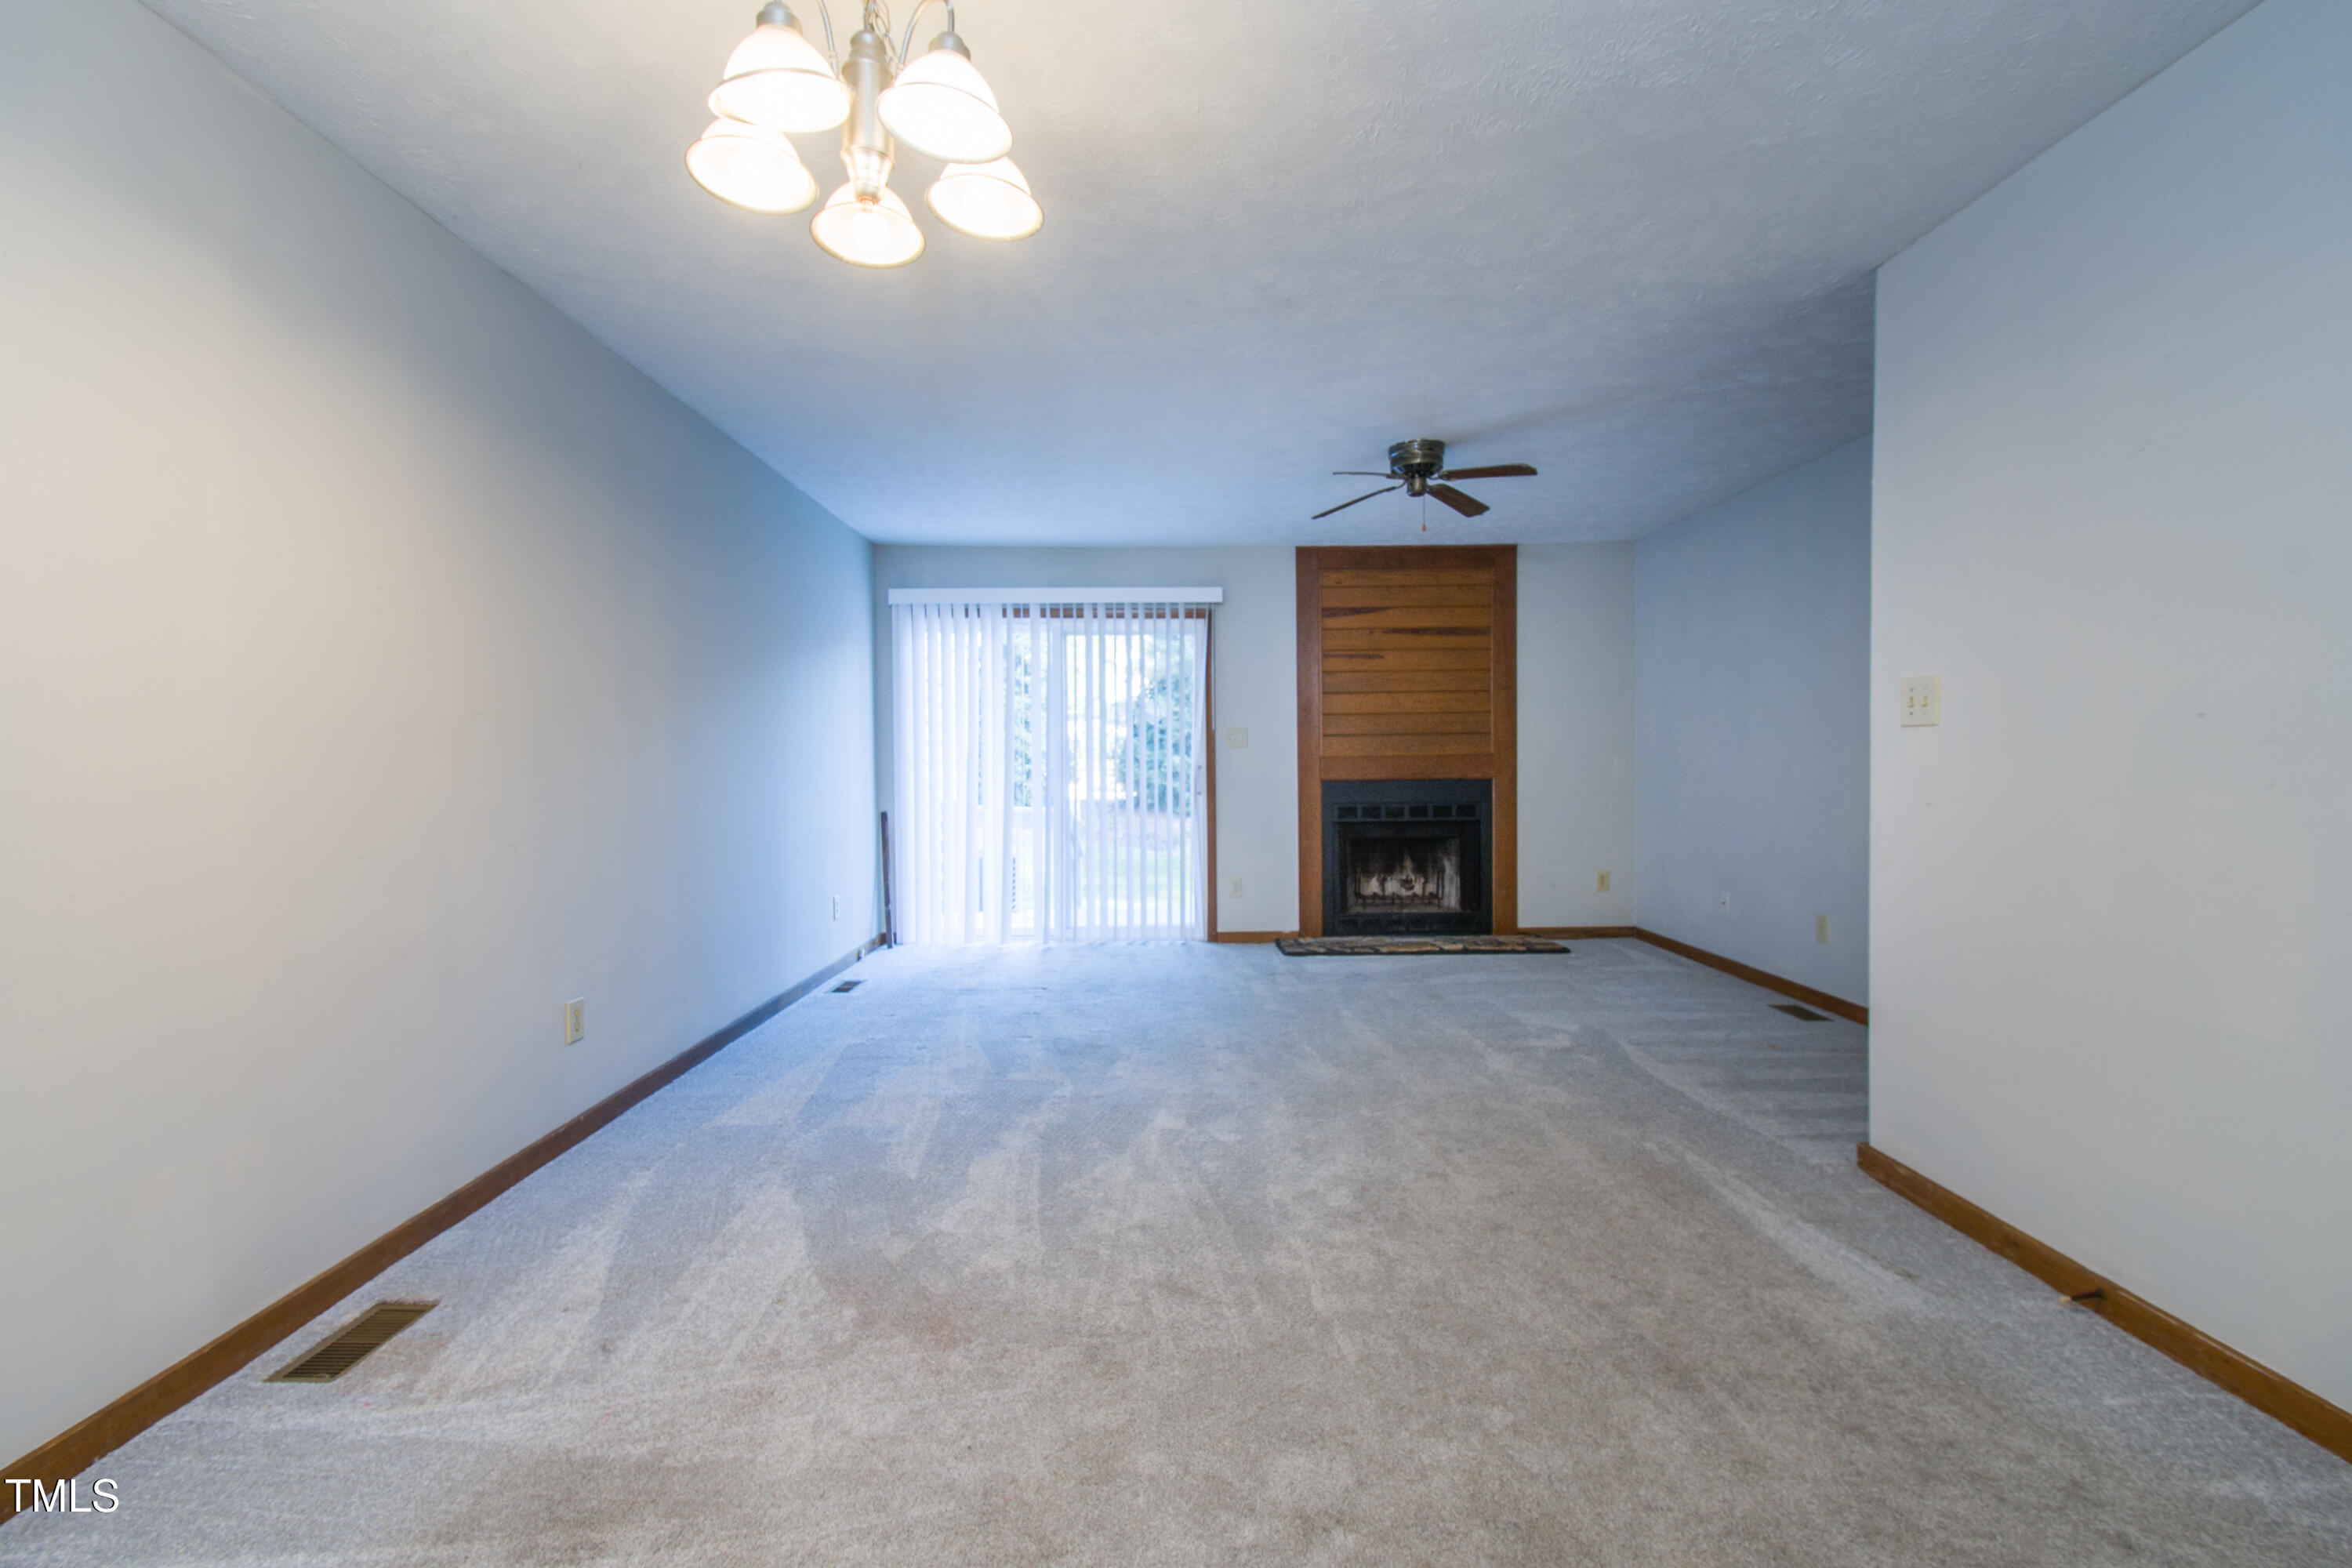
[1816,914,1831,945]
[1900,675,1942,727]
[564,999,585,1045]
[1596,870,1611,893]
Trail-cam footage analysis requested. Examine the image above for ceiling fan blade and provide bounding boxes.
[1428,484,1490,517]
[1312,485,1402,520]
[1436,464,1537,481]
[1331,470,1397,477]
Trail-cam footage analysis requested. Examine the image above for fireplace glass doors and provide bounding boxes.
[1321,779,1490,936]
[1341,835,1463,917]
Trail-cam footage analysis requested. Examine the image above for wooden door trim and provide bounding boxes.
[1203,612,1218,941]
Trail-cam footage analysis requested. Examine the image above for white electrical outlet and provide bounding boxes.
[1900,674,1942,727]
[1225,727,1249,750]
[1816,914,1831,945]
[1597,870,1612,893]
[1228,874,1243,898]
[564,999,585,1045]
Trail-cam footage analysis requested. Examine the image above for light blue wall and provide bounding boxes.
[1871,0,2350,1408]
[1518,546,1639,928]
[1635,439,1871,1004]
[0,0,876,1466]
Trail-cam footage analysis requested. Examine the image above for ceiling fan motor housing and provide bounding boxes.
[1389,437,1446,496]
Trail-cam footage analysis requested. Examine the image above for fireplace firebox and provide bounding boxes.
[1320,779,1491,936]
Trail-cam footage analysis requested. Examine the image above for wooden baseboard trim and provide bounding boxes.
[1857,1142,2352,1465]
[1211,930,1299,943]
[2,935,884,1518]
[1515,926,1640,940]
[1630,927,1867,1024]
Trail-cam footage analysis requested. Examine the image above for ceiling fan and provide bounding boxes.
[1313,438,1537,521]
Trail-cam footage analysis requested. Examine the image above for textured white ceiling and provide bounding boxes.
[143,0,2255,545]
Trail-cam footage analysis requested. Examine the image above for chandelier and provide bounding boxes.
[687,2,1041,267]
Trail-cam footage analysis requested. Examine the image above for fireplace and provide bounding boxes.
[1321,779,1491,936]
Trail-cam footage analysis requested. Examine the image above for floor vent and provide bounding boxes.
[831,979,862,993]
[267,1301,437,1382]
[1771,1003,1831,1022]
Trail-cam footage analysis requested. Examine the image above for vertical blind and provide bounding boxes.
[891,596,1209,943]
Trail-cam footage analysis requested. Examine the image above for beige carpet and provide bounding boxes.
[5,941,2347,1564]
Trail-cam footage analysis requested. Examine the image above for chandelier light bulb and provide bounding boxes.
[877,34,1012,163]
[811,183,925,267]
[686,118,818,213]
[927,158,1042,241]
[709,3,849,133]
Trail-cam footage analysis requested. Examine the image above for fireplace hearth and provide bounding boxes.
[1321,779,1491,936]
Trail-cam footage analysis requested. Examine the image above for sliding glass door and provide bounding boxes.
[892,598,1207,943]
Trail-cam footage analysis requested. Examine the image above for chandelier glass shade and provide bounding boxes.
[690,1,1038,267]
[877,39,1011,162]
[926,158,1040,240]
[709,9,850,132]
[686,118,819,212]
[811,183,925,267]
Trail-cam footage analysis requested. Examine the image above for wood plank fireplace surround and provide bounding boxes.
[1296,546,1517,937]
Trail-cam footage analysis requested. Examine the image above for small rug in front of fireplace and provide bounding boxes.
[1276,935,1567,956]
